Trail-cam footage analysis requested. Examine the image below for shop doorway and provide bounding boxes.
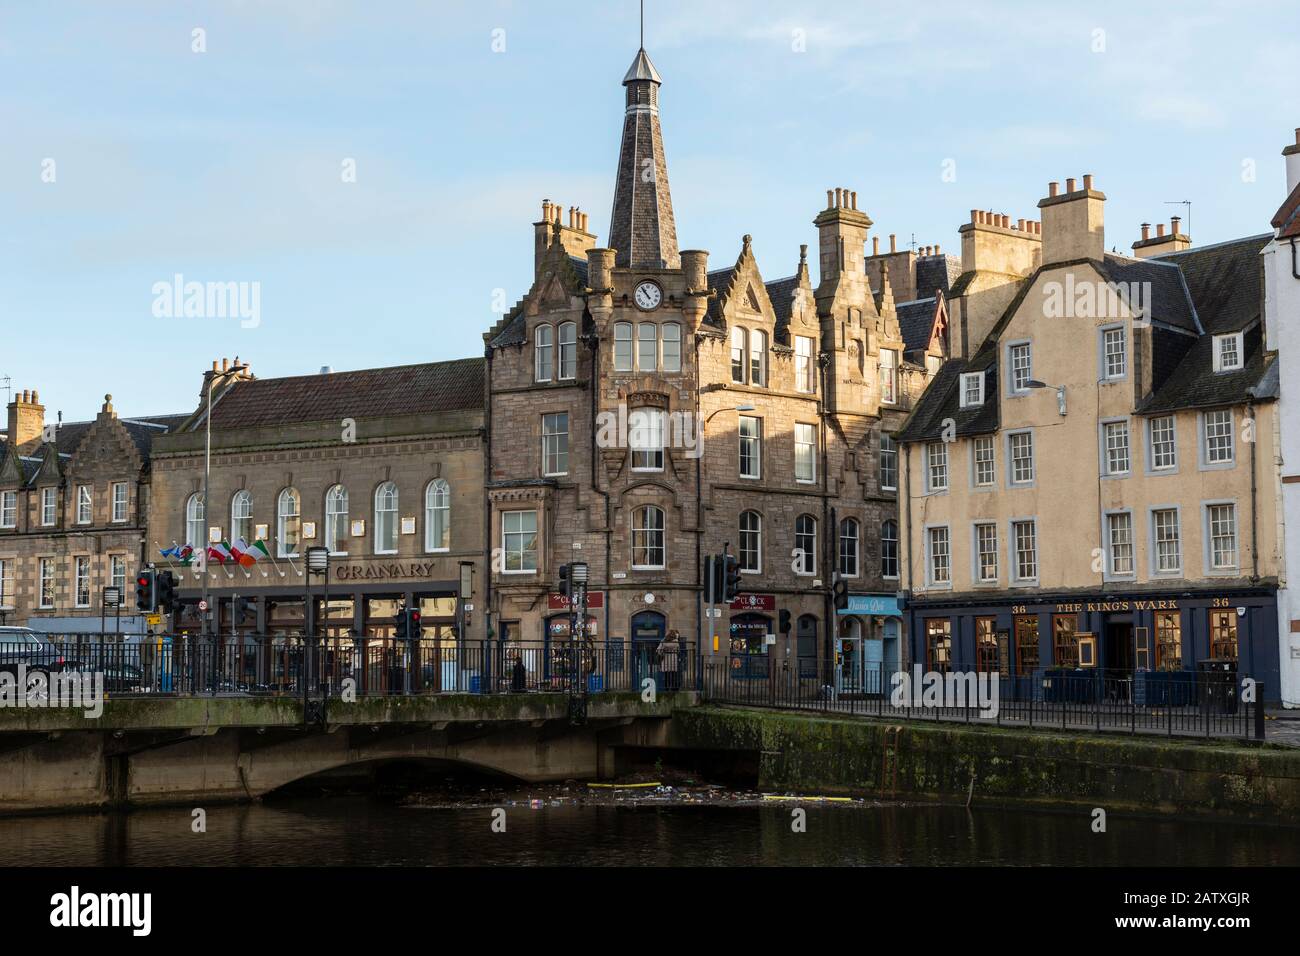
[1105,620,1135,673]
[630,610,666,689]
[838,617,863,694]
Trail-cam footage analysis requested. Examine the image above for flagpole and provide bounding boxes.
[202,369,213,638]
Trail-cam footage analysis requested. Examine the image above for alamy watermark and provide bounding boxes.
[152,274,261,328]
[595,404,703,460]
[890,666,1000,718]
[1042,276,1153,325]
[1,666,104,719]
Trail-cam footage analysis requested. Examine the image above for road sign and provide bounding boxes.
[146,613,161,626]
[198,599,208,612]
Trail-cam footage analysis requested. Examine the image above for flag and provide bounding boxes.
[251,539,271,561]
[177,545,194,565]
[207,543,231,564]
[159,546,177,559]
[230,538,256,569]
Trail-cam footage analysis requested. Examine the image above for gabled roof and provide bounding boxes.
[1153,234,1270,334]
[763,275,800,340]
[704,267,734,327]
[205,358,485,430]
[1271,182,1300,239]
[1096,254,1201,333]
[1138,331,1276,414]
[895,345,999,443]
[486,256,589,349]
[897,298,939,353]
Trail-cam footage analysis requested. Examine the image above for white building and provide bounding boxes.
[1263,127,1300,707]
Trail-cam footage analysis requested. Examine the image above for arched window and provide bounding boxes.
[750,329,767,386]
[795,514,817,576]
[534,324,554,382]
[662,322,681,372]
[324,485,349,555]
[730,326,747,383]
[614,322,633,371]
[374,481,398,555]
[631,505,665,569]
[881,519,899,579]
[739,511,762,572]
[185,493,205,549]
[558,321,577,379]
[230,490,252,544]
[277,488,301,557]
[425,479,450,552]
[839,517,860,578]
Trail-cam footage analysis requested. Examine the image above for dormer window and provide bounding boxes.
[1213,333,1243,373]
[959,372,984,408]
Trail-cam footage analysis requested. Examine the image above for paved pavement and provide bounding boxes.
[1264,711,1300,746]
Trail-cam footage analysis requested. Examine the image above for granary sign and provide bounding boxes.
[333,562,443,581]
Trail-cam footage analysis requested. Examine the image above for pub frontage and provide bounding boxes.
[904,584,1282,703]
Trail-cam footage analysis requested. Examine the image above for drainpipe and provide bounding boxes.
[1291,237,1299,280]
[694,331,704,653]
[1247,390,1260,582]
[586,328,611,648]
[903,442,914,668]
[818,351,832,682]
[483,347,494,642]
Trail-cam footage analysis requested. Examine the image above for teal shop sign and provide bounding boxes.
[838,594,902,616]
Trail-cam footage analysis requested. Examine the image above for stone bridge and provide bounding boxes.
[0,692,693,813]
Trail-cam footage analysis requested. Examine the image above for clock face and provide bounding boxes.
[634,280,663,311]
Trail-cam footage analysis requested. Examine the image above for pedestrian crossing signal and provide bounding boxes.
[135,569,156,611]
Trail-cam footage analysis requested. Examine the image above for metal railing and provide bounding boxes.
[700,660,1266,741]
[0,636,699,700]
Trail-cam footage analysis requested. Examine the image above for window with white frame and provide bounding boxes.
[1207,503,1237,570]
[1,490,16,528]
[750,330,767,386]
[1203,410,1234,464]
[973,436,995,487]
[542,412,569,476]
[926,442,949,492]
[373,482,397,555]
[111,481,128,522]
[927,527,951,585]
[1153,509,1181,574]
[631,505,665,569]
[76,485,92,524]
[1102,326,1127,379]
[231,489,252,543]
[613,322,633,372]
[1107,512,1134,575]
[41,487,56,526]
[502,510,538,573]
[425,479,450,552]
[325,485,349,554]
[38,557,55,607]
[630,408,665,471]
[0,559,12,608]
[975,522,998,583]
[1009,431,1034,485]
[839,517,859,578]
[185,493,205,549]
[109,554,126,593]
[1012,520,1038,581]
[738,416,761,479]
[795,514,817,575]
[534,324,554,382]
[794,423,816,483]
[74,555,91,607]
[1008,342,1032,393]
[960,371,984,408]
[278,488,302,557]
[1103,421,1131,476]
[881,520,899,579]
[662,323,681,372]
[637,323,657,371]
[558,322,577,379]
[731,327,747,383]
[795,336,815,393]
[879,434,897,491]
[1149,416,1177,470]
[1213,333,1243,372]
[739,511,762,572]
[880,349,898,404]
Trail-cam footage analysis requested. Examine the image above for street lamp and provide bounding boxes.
[704,402,756,427]
[305,546,330,712]
[1026,379,1067,417]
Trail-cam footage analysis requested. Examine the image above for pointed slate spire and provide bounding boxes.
[608,47,679,270]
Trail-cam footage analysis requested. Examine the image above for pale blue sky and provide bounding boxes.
[3,0,1297,422]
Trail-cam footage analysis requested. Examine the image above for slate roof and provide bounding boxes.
[206,358,485,430]
[763,275,799,340]
[914,255,961,299]
[2,412,187,487]
[895,346,999,442]
[1096,254,1200,333]
[704,267,734,328]
[1152,234,1270,333]
[487,256,589,349]
[1139,328,1275,414]
[897,298,937,353]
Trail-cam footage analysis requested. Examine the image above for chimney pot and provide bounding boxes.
[1171,216,1181,236]
[935,244,941,255]
[1002,214,1010,228]
[1083,174,1093,190]
[889,234,897,253]
[1295,127,1299,146]
[1049,181,1059,197]
[850,191,857,210]
[1156,223,1166,237]
[826,189,834,209]
[1141,223,1150,240]
[1066,178,1076,193]
[835,187,843,208]
[872,237,879,255]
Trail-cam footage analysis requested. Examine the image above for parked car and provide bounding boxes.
[0,627,83,677]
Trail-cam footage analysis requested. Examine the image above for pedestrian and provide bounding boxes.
[657,629,681,691]
[511,654,526,692]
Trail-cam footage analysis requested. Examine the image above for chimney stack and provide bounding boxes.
[1038,174,1105,264]
[1283,127,1300,195]
[6,387,45,456]
[1132,215,1191,259]
[813,186,872,289]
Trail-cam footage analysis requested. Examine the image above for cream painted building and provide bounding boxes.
[897,175,1284,700]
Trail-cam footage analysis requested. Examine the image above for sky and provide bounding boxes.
[2,0,1297,423]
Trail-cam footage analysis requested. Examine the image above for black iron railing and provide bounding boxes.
[699,660,1266,741]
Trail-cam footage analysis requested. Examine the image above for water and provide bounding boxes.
[6,792,1297,867]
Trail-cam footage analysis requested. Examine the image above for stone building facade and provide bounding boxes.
[482,47,941,689]
[147,357,487,652]
[0,389,184,631]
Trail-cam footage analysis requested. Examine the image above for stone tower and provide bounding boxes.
[608,48,680,269]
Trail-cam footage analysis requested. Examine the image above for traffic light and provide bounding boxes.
[156,571,177,612]
[408,609,422,640]
[394,609,409,640]
[779,609,792,634]
[832,579,849,611]
[135,568,156,611]
[723,554,741,603]
[706,554,726,605]
[558,564,571,599]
